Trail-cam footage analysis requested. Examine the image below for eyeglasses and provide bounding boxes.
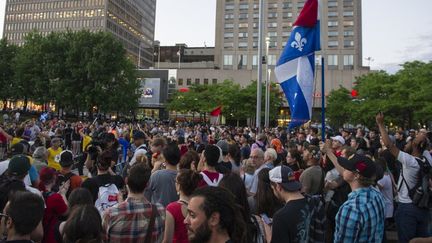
[250,156,263,159]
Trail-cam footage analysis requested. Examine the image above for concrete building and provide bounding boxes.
[157,0,370,114]
[3,0,156,68]
[153,42,215,69]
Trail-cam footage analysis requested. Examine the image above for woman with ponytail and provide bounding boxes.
[163,169,201,243]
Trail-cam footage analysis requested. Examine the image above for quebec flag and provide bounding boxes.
[275,0,320,129]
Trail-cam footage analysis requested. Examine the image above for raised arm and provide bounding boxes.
[376,112,400,158]
[322,139,344,176]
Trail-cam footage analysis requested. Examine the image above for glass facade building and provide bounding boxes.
[3,0,156,68]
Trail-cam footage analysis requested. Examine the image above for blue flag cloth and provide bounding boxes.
[275,0,321,129]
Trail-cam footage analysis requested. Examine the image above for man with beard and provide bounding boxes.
[184,186,247,243]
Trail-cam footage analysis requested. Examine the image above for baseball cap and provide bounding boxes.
[269,165,302,192]
[337,154,377,179]
[39,167,57,184]
[8,155,31,176]
[216,139,229,154]
[331,135,345,145]
[305,145,321,160]
[133,130,146,140]
[56,150,74,167]
[10,143,26,155]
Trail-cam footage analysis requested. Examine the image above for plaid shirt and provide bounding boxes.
[334,186,385,243]
[102,197,166,243]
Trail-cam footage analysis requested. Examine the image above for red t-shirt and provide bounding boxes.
[0,133,7,144]
[43,192,68,243]
[166,201,189,243]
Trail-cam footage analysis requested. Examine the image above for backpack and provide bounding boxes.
[200,172,223,187]
[53,172,74,198]
[400,156,432,209]
[305,195,326,243]
[94,180,119,214]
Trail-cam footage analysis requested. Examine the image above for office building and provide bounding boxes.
[167,0,370,115]
[3,0,156,68]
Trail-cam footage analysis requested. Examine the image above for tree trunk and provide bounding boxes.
[23,97,28,112]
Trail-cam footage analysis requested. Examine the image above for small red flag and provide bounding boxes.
[210,106,222,116]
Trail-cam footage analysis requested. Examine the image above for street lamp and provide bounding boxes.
[264,36,271,128]
[154,40,161,69]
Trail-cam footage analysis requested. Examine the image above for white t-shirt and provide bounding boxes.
[378,174,394,218]
[397,151,432,203]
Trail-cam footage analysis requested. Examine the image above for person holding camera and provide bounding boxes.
[376,112,432,243]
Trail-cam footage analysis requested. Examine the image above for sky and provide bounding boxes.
[1,0,432,73]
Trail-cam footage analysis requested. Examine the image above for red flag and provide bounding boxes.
[210,106,222,116]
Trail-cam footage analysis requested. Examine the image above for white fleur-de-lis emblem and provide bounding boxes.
[291,32,307,51]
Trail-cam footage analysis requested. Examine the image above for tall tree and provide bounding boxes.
[0,38,18,110]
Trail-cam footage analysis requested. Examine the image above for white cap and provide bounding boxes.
[331,135,345,145]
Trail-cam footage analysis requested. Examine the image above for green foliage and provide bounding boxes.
[0,38,18,104]
[167,80,283,122]
[326,86,352,128]
[326,61,432,128]
[0,30,138,114]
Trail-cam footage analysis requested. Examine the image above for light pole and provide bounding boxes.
[264,36,270,128]
[256,0,264,131]
[157,44,160,69]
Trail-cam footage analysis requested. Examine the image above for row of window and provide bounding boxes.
[225,12,295,20]
[225,0,353,11]
[224,20,354,31]
[5,28,102,42]
[221,54,355,69]
[5,19,104,32]
[178,78,218,86]
[224,54,277,67]
[328,11,354,17]
[223,39,354,49]
[7,0,105,12]
[225,30,354,39]
[5,9,105,22]
[225,22,293,29]
[225,10,354,20]
[318,54,354,66]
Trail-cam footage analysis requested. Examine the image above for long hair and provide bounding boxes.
[62,205,103,243]
[219,173,258,243]
[255,168,284,217]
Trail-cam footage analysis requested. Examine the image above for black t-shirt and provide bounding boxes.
[82,174,125,203]
[64,127,73,142]
[271,198,311,243]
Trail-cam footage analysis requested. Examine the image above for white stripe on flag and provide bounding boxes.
[275,57,301,83]
[297,56,314,118]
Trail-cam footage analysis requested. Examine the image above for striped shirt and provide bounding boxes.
[334,186,385,243]
[102,197,165,243]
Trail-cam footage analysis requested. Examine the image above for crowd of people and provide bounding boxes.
[0,112,431,243]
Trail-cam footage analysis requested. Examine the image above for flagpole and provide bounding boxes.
[264,37,270,128]
[321,56,325,141]
[256,0,264,131]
